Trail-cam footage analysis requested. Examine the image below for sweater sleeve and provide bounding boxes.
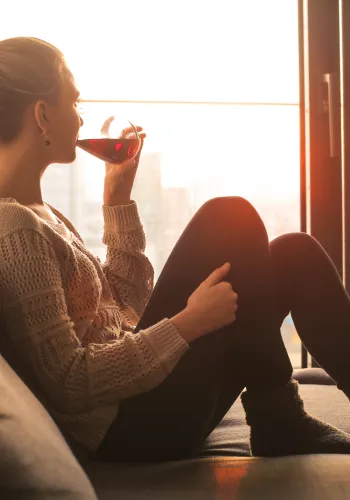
[102,202,154,320]
[0,227,188,415]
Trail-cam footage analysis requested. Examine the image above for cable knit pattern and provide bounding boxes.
[102,203,154,322]
[0,198,189,455]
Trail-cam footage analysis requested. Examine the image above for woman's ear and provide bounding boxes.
[33,100,50,135]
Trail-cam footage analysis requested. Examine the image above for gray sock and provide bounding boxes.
[241,380,350,457]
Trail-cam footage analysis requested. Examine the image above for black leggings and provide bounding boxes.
[95,197,350,462]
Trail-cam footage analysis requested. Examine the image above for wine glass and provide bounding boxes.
[77,116,142,164]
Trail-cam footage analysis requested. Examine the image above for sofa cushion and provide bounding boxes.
[85,455,350,500]
[85,383,350,500]
[0,356,97,500]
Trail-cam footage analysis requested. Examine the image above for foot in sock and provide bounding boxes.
[241,380,350,457]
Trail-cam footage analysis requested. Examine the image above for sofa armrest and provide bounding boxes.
[0,356,97,499]
[292,368,336,385]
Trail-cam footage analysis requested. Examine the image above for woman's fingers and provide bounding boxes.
[101,118,146,140]
[120,125,144,138]
[101,116,115,136]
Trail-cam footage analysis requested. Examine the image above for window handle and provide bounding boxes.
[322,73,339,159]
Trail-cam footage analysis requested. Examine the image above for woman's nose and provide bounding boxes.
[80,115,84,127]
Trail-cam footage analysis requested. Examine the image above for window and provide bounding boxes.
[2,0,301,365]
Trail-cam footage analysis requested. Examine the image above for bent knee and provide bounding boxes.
[200,196,258,216]
[271,232,321,256]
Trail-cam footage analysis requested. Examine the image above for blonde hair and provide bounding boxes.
[0,37,66,143]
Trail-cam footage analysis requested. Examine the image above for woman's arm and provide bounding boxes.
[102,202,154,320]
[0,227,187,414]
[101,124,152,321]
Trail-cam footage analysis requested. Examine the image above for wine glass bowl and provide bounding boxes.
[77,118,142,164]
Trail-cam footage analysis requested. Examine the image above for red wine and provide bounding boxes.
[77,138,140,164]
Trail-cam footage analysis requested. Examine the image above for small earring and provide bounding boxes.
[41,131,51,146]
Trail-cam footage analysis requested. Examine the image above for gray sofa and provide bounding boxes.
[0,355,349,500]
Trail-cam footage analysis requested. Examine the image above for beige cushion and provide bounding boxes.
[0,355,97,500]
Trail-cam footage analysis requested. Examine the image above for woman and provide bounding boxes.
[0,36,349,462]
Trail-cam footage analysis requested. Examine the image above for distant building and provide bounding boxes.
[160,186,192,268]
[132,152,164,277]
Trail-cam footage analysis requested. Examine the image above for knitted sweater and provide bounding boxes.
[0,198,189,454]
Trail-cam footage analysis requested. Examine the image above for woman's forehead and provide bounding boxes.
[61,74,80,100]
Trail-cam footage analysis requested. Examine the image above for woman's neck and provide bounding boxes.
[0,144,47,206]
[0,182,44,206]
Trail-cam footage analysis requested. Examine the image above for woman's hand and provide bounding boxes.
[170,262,238,343]
[102,116,146,206]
